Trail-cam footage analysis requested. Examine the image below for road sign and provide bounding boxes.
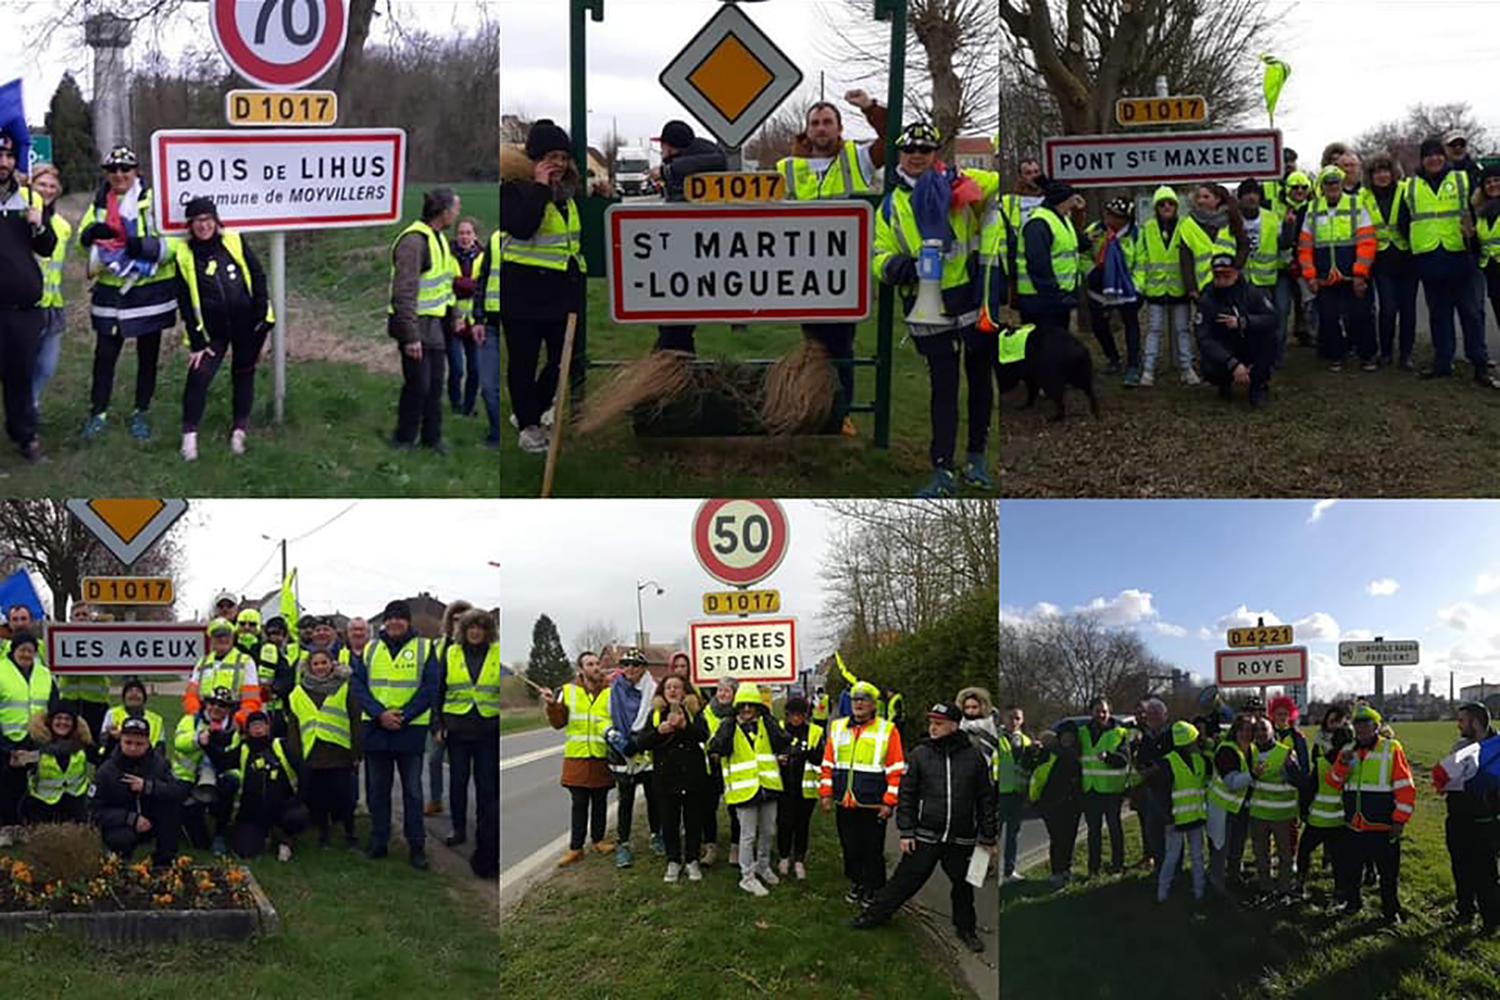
[210,0,349,90]
[81,576,174,606]
[688,617,798,686]
[692,499,789,587]
[685,172,785,203]
[1115,96,1209,127]
[28,135,52,170]
[1215,646,1308,687]
[65,499,188,567]
[702,588,781,615]
[226,89,338,126]
[1338,640,1419,666]
[1043,129,1283,187]
[150,128,405,234]
[1227,624,1293,647]
[658,3,803,150]
[606,202,872,324]
[46,622,205,675]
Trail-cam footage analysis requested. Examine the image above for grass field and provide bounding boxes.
[0,182,498,496]
[498,706,548,735]
[1000,720,1499,1000]
[0,694,496,999]
[498,796,967,1000]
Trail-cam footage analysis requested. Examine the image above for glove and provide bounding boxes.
[887,255,918,286]
[125,235,144,258]
[80,222,115,246]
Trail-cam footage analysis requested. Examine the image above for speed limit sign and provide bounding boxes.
[210,0,349,90]
[691,499,789,587]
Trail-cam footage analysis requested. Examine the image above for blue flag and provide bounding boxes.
[1461,733,1500,798]
[0,80,31,174]
[0,570,44,624]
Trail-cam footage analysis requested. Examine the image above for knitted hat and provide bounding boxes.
[1043,181,1076,207]
[850,681,880,701]
[659,120,694,149]
[1104,196,1133,219]
[235,608,262,627]
[1317,165,1346,187]
[784,696,809,716]
[185,196,219,221]
[1236,179,1263,198]
[1352,704,1382,725]
[524,119,570,160]
[1171,719,1199,748]
[1285,171,1311,189]
[207,617,234,637]
[9,630,36,652]
[121,676,147,700]
[1419,137,1445,158]
[382,599,412,623]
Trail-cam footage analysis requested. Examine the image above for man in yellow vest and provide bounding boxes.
[777,91,890,430]
[1236,179,1294,367]
[871,122,1002,498]
[819,680,906,907]
[1298,165,1378,373]
[435,609,499,855]
[351,599,440,869]
[1016,181,1085,332]
[1246,716,1301,902]
[474,226,501,449]
[0,128,57,464]
[1079,696,1128,878]
[546,651,615,867]
[389,187,462,452]
[0,630,56,829]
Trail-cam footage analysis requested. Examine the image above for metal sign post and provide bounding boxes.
[272,231,287,423]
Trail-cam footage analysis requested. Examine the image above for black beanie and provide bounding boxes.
[525,119,571,160]
[185,196,219,221]
[1043,181,1076,207]
[1420,137,1445,158]
[383,599,412,623]
[784,696,809,716]
[1237,179,1263,198]
[9,630,37,653]
[1482,164,1500,184]
[121,676,147,700]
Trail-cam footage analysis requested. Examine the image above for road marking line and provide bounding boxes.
[500,744,564,771]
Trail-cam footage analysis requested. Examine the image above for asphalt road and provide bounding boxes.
[501,724,612,873]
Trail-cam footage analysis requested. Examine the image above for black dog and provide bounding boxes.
[993,324,1099,422]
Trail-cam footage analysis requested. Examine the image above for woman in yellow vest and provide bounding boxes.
[1157,720,1209,903]
[23,698,93,825]
[171,196,273,462]
[706,683,791,896]
[632,673,711,883]
[774,695,826,882]
[26,164,70,415]
[1361,154,1417,369]
[0,631,56,827]
[1477,165,1500,338]
[435,609,499,851]
[543,650,615,866]
[389,187,461,451]
[446,216,484,418]
[474,226,501,448]
[286,647,361,850]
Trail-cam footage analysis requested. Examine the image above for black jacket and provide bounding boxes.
[90,746,188,833]
[1029,743,1082,817]
[1195,277,1276,372]
[0,178,57,309]
[777,718,826,798]
[897,731,997,846]
[176,233,269,350]
[235,735,300,821]
[660,138,727,202]
[632,699,711,795]
[498,179,584,323]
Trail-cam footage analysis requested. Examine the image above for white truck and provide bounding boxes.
[614,147,653,196]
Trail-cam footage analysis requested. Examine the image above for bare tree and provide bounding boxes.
[1355,102,1491,173]
[744,95,820,168]
[818,1,1000,158]
[1001,612,1170,722]
[572,618,622,658]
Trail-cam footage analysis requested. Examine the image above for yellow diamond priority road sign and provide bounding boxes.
[66,499,188,567]
[658,4,803,150]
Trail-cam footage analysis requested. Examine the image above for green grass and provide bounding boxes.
[501,281,990,497]
[498,799,965,999]
[0,694,497,999]
[498,707,548,736]
[1000,720,1498,1000]
[4,183,499,497]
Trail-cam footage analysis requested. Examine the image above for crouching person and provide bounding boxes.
[24,699,93,824]
[231,710,307,861]
[171,686,242,853]
[90,716,187,864]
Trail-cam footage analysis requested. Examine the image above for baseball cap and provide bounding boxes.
[926,702,961,722]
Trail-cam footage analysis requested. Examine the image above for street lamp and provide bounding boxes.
[636,579,664,648]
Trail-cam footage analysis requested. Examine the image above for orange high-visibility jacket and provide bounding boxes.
[819,716,905,809]
[1327,736,1415,832]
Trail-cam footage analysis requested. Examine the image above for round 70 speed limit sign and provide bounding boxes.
[210,0,349,90]
[692,499,789,587]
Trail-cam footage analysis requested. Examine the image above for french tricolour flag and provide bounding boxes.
[1434,740,1484,793]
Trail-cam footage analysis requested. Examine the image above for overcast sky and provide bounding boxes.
[497,499,838,665]
[2,0,495,123]
[166,500,504,623]
[499,0,1500,160]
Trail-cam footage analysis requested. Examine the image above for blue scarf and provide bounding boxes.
[911,166,956,250]
[1101,226,1138,301]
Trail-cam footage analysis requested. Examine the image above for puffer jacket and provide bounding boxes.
[897,730,998,847]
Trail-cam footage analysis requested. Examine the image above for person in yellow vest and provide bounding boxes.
[812,687,831,726]
[446,216,484,417]
[473,223,501,449]
[351,599,440,869]
[77,144,179,443]
[978,697,1031,883]
[543,650,614,866]
[1015,180,1085,333]
[1236,179,1294,368]
[1155,720,1209,903]
[1298,165,1378,373]
[1179,183,1247,304]
[1206,714,1255,898]
[1082,197,1144,381]
[1246,716,1302,903]
[23,698,92,824]
[0,129,56,464]
[100,677,164,759]
[230,709,307,860]
[1477,165,1500,338]
[632,673,711,884]
[1027,722,1083,890]
[1295,706,1352,901]
[389,187,461,452]
[1362,154,1417,369]
[707,683,791,896]
[426,599,472,818]
[871,122,1002,498]
[173,686,243,853]
[499,121,584,455]
[1079,697,1128,878]
[819,680,906,906]
[1136,187,1196,388]
[183,617,261,723]
[777,91,891,430]
[57,601,110,739]
[26,163,69,414]
[171,196,273,461]
[1277,171,1318,347]
[1327,703,1415,924]
[773,695,825,882]
[0,631,56,831]
[287,646,361,850]
[434,609,499,853]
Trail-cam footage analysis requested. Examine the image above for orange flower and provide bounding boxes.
[152,892,174,907]
[87,878,106,896]
[225,868,247,886]
[10,862,31,886]
[173,855,193,870]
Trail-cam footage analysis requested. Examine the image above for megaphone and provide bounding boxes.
[905,238,947,324]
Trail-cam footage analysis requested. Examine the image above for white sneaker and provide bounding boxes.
[777,857,790,876]
[541,405,556,427]
[758,865,780,886]
[517,426,549,453]
[685,861,702,882]
[0,829,14,848]
[230,428,247,454]
[664,861,681,883]
[1182,369,1202,386]
[508,412,519,429]
[180,431,198,462]
[1139,369,1155,387]
[1007,871,1027,883]
[277,843,292,862]
[794,861,807,881]
[739,874,769,897]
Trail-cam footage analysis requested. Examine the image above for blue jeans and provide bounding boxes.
[365,746,426,852]
[1083,791,1124,874]
[1263,278,1292,367]
[445,331,479,414]
[1372,254,1418,361]
[447,733,499,837]
[479,325,501,442]
[32,306,64,407]
[997,791,1024,876]
[1422,259,1488,374]
[426,729,446,804]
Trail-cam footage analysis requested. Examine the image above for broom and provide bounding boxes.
[540,312,577,498]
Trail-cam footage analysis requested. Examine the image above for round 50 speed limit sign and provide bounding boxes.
[211,0,349,90]
[692,499,789,587]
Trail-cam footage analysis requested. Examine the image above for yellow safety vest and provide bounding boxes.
[1359,182,1410,253]
[996,731,1032,794]
[364,636,431,726]
[388,221,456,317]
[1247,740,1297,821]
[288,682,352,752]
[172,230,274,343]
[483,231,501,314]
[171,713,241,782]
[500,199,585,274]
[0,658,50,742]
[1166,751,1208,826]
[1078,724,1128,794]
[799,722,825,799]
[1206,740,1250,815]
[872,177,993,317]
[1015,205,1080,297]
[37,210,71,308]
[561,682,611,759]
[1179,216,1238,290]
[78,188,178,287]
[238,738,297,795]
[441,641,501,718]
[1139,216,1187,298]
[723,718,782,805]
[105,706,164,746]
[195,649,252,703]
[30,749,88,804]
[826,715,897,807]
[1307,753,1345,828]
[1242,210,1284,287]
[1478,214,1500,270]
[1406,170,1470,255]
[778,141,874,200]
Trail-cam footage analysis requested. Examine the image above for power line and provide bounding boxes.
[288,501,360,544]
[234,544,280,596]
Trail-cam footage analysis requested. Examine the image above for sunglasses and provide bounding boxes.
[1448,140,1467,148]
[104,165,134,174]
[899,144,938,154]
[1289,184,1310,191]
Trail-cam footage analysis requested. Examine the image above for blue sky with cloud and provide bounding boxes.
[1000,500,1500,698]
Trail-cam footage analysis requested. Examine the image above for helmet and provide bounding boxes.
[733,684,765,707]
[618,647,648,666]
[206,617,234,637]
